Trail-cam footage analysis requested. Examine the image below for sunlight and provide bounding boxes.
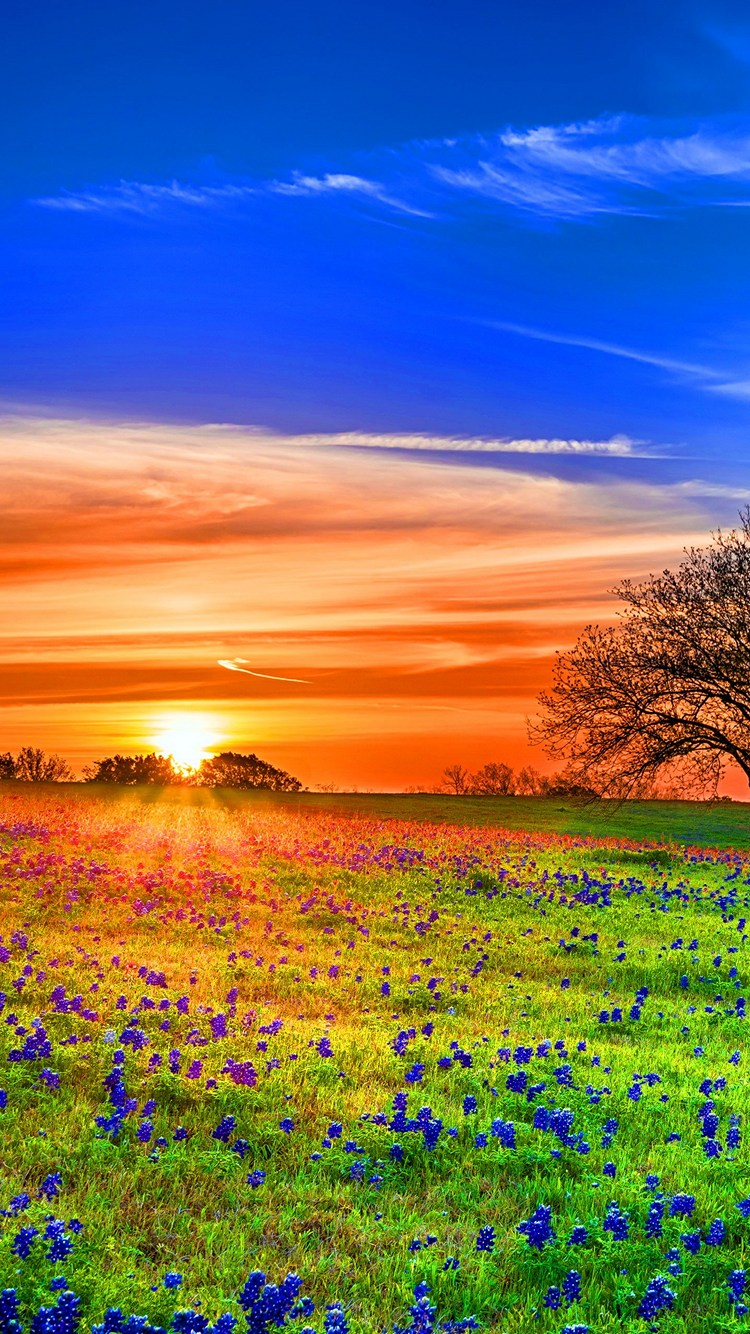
[148,713,221,773]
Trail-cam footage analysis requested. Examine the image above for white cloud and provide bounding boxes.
[491,320,720,384]
[295,429,652,456]
[32,113,750,225]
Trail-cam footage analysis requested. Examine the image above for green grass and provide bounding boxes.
[22,780,750,848]
[1,784,750,1332]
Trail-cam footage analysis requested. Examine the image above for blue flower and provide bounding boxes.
[518,1204,555,1249]
[638,1276,676,1321]
[475,1225,495,1252]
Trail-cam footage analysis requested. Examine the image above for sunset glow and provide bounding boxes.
[149,713,222,773]
[3,3,750,792]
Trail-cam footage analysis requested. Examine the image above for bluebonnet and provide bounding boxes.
[475,1226,495,1252]
[638,1276,676,1321]
[164,1274,183,1290]
[728,1270,747,1309]
[38,1173,62,1201]
[543,1286,561,1310]
[670,1194,696,1218]
[490,1118,515,1149]
[680,1231,701,1254]
[644,1199,664,1238]
[603,1203,628,1241]
[238,1270,303,1333]
[11,1226,38,1259]
[517,1204,555,1249]
[562,1271,581,1304]
[323,1302,348,1333]
[567,1225,588,1246]
[705,1218,725,1246]
[246,1171,266,1188]
[45,1221,73,1262]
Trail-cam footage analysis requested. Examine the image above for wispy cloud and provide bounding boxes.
[35,171,428,219]
[32,113,750,223]
[491,320,721,386]
[292,429,652,456]
[218,658,310,683]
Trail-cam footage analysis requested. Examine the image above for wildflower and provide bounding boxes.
[638,1275,676,1321]
[517,1204,555,1249]
[705,1218,725,1246]
[212,1116,235,1142]
[543,1286,561,1310]
[164,1273,183,1289]
[475,1225,495,1252]
[603,1203,629,1241]
[670,1194,696,1218]
[567,1225,588,1246]
[11,1227,38,1259]
[562,1271,582,1304]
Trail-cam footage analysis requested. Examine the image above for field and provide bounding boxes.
[3,786,750,1333]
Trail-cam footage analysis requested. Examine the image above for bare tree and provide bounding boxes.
[515,765,544,795]
[469,761,515,795]
[441,763,471,795]
[531,510,750,798]
[13,747,73,782]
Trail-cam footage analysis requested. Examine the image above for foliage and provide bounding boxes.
[83,753,181,784]
[83,751,302,791]
[532,510,750,799]
[1,787,750,1330]
[0,746,73,782]
[197,751,302,791]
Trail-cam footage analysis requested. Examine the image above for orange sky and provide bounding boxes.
[2,414,742,791]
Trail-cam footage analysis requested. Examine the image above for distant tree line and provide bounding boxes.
[439,761,595,797]
[438,760,690,800]
[0,747,302,791]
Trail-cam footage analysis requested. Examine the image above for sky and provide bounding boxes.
[4,0,750,789]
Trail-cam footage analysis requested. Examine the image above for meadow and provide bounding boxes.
[2,785,750,1333]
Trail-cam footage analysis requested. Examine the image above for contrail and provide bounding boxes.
[218,658,311,684]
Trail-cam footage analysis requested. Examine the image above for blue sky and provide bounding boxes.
[3,0,750,472]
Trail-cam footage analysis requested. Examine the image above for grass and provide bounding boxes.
[1,783,750,1332]
[25,780,750,848]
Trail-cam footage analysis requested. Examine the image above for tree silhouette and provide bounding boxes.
[470,761,515,795]
[9,747,73,782]
[198,752,302,791]
[440,763,471,795]
[532,510,750,798]
[83,753,180,784]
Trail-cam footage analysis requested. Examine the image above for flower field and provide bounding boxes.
[2,789,750,1333]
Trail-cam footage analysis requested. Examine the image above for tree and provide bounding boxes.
[13,747,73,782]
[515,765,546,795]
[0,752,16,780]
[531,510,750,799]
[83,753,180,784]
[440,763,471,795]
[197,752,302,791]
[469,761,515,795]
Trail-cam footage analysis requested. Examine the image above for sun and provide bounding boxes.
[149,714,220,774]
